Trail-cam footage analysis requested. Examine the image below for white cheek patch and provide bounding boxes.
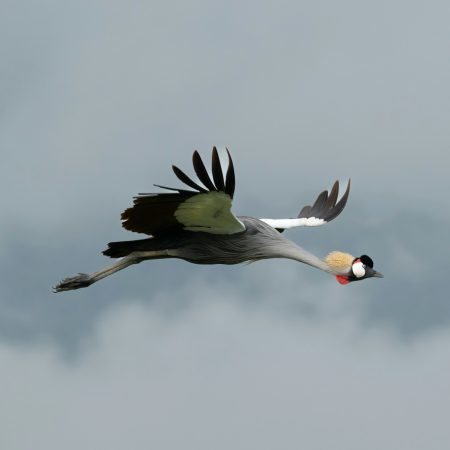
[352,262,366,278]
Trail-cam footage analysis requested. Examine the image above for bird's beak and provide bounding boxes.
[365,267,384,279]
[372,270,384,278]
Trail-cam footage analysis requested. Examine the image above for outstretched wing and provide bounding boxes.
[121,148,245,236]
[260,180,351,232]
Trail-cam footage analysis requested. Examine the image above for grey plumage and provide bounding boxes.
[177,217,329,270]
[103,217,328,269]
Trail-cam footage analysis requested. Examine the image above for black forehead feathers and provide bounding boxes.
[359,254,374,268]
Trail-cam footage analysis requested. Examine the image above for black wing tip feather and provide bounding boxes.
[225,147,236,198]
[172,164,208,193]
[161,147,236,198]
[211,147,225,191]
[192,151,216,191]
[128,148,237,198]
[297,179,351,223]
[325,178,350,222]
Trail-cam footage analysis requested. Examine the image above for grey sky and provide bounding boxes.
[1,0,450,448]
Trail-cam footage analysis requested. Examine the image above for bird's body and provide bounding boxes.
[105,216,330,270]
[54,148,382,292]
[172,216,321,266]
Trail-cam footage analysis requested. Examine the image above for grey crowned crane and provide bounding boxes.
[54,148,383,292]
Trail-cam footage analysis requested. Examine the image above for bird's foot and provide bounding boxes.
[53,273,92,292]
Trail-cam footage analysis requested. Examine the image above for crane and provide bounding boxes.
[54,147,383,292]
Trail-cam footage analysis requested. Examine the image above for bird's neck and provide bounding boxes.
[277,241,336,274]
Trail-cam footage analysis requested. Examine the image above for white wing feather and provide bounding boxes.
[259,217,326,229]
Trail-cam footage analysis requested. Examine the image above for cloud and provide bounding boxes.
[2,299,450,450]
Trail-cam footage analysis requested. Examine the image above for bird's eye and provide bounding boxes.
[352,261,366,278]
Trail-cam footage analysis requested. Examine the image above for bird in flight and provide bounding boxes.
[54,147,383,292]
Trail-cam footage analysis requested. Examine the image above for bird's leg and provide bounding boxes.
[53,250,168,292]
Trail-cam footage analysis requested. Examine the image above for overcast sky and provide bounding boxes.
[1,1,450,449]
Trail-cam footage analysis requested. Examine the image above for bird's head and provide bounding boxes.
[325,251,384,285]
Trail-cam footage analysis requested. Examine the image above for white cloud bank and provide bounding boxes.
[2,286,449,450]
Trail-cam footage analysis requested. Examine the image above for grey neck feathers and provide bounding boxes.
[273,240,335,274]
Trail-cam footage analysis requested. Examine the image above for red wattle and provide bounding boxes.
[336,275,350,285]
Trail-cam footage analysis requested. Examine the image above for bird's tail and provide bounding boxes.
[103,238,166,258]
